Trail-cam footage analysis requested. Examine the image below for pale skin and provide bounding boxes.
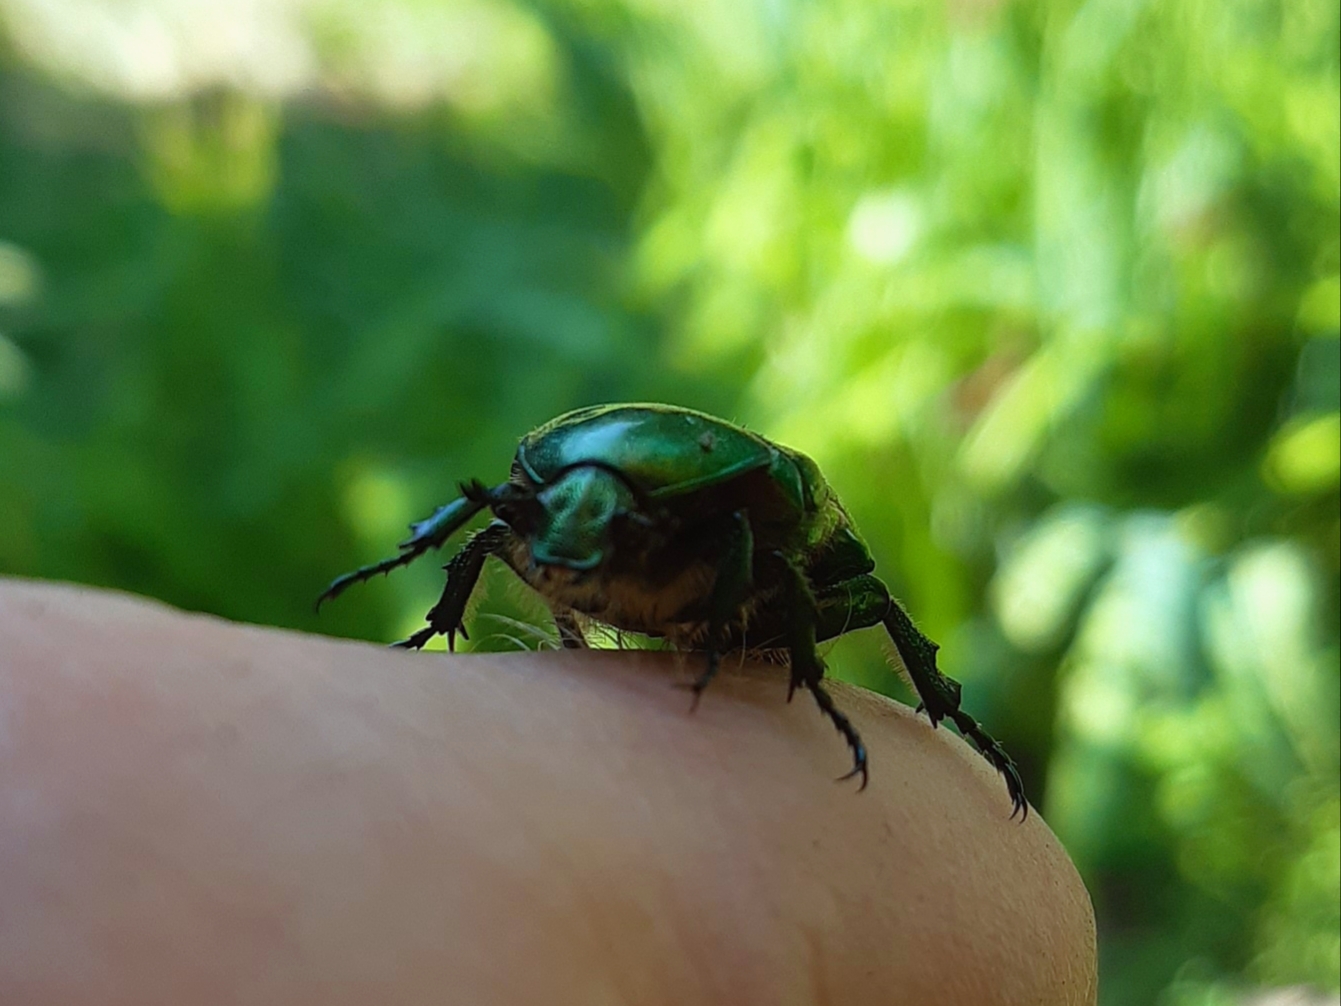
[0,578,1097,1005]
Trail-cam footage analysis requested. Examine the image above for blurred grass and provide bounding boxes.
[0,1,1337,1003]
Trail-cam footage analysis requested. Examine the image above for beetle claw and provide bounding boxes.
[677,651,721,713]
[943,707,1029,822]
[805,679,868,792]
[835,760,869,791]
[392,626,438,651]
[671,679,706,713]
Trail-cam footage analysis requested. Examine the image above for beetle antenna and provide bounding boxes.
[460,479,496,504]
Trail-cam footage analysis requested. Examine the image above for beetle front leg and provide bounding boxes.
[685,510,753,708]
[316,489,495,610]
[773,552,868,790]
[394,522,512,651]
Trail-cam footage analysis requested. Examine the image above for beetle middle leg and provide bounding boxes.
[682,510,754,708]
[394,521,511,651]
[772,551,868,789]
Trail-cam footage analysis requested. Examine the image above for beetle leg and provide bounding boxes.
[771,551,868,790]
[715,573,891,655]
[553,610,588,649]
[683,510,754,709]
[393,522,512,651]
[806,680,868,787]
[812,573,894,643]
[882,598,1028,820]
[316,491,493,610]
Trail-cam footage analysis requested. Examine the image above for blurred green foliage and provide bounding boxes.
[0,0,1336,1002]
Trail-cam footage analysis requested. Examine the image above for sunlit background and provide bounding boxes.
[0,0,1337,1001]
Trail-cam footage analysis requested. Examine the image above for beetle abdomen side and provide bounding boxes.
[501,536,721,637]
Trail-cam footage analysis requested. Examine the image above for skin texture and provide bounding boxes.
[0,578,1097,1005]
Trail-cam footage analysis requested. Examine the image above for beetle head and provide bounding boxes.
[526,464,642,571]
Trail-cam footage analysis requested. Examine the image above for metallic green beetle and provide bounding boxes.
[319,403,1025,817]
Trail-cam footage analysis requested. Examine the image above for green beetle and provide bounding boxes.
[319,403,1025,817]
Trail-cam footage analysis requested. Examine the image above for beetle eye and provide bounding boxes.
[495,499,539,534]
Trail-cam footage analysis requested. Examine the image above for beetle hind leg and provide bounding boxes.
[942,706,1027,820]
[882,598,1028,819]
